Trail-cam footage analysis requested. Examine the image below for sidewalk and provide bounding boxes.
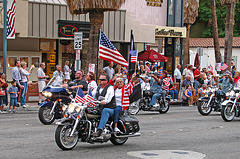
[2,102,39,113]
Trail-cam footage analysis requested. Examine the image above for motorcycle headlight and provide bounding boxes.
[68,103,75,113]
[42,91,52,98]
[75,106,81,113]
[62,105,67,112]
[230,91,235,97]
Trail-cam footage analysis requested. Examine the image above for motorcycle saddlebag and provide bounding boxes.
[119,113,140,133]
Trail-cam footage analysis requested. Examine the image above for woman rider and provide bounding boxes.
[109,73,139,132]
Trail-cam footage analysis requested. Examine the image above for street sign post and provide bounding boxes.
[74,32,83,71]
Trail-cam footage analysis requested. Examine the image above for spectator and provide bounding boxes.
[19,62,33,108]
[103,61,115,79]
[232,66,236,78]
[158,66,163,77]
[182,64,190,79]
[64,60,71,82]
[87,72,97,91]
[150,62,155,71]
[145,63,150,73]
[0,87,5,113]
[12,60,23,93]
[185,65,194,86]
[174,64,182,84]
[0,73,8,109]
[115,65,123,78]
[194,65,201,92]
[37,63,49,104]
[169,82,178,101]
[234,72,240,88]
[182,85,193,106]
[52,65,64,86]
[70,62,76,81]
[162,70,171,100]
[202,68,208,85]
[9,80,19,113]
[182,75,196,96]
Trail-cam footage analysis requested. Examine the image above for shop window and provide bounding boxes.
[20,56,29,67]
[32,56,40,67]
[8,56,17,68]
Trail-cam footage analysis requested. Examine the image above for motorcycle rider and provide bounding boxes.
[92,74,116,137]
[70,71,88,92]
[141,72,163,107]
[220,71,234,94]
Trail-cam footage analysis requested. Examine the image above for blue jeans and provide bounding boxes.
[20,82,28,106]
[150,93,161,106]
[169,90,178,99]
[98,108,115,130]
[10,98,18,106]
[194,80,199,92]
[114,106,123,123]
[0,96,3,106]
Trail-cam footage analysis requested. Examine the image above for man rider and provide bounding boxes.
[220,71,234,94]
[70,71,88,91]
[92,74,116,137]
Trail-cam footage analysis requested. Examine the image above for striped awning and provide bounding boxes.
[28,0,67,5]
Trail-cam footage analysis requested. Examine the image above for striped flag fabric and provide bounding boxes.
[99,30,128,68]
[129,50,138,63]
[84,89,96,108]
[210,64,214,73]
[221,62,228,71]
[7,0,16,39]
[75,87,86,103]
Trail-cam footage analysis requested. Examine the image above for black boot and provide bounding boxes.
[93,129,103,137]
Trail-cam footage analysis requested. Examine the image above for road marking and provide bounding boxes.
[127,150,206,159]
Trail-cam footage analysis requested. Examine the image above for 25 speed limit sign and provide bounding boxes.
[74,32,83,50]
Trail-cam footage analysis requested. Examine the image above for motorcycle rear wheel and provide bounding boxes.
[198,101,212,116]
[110,121,128,145]
[221,104,235,122]
[159,100,170,114]
[128,99,140,115]
[55,125,78,150]
[38,106,55,125]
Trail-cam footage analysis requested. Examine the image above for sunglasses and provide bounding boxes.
[99,78,107,81]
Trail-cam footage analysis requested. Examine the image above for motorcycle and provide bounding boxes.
[129,83,171,115]
[197,86,225,116]
[221,87,240,122]
[55,99,141,150]
[38,76,73,125]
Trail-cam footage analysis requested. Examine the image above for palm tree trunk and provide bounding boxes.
[183,24,190,68]
[224,2,235,70]
[211,0,221,63]
[87,10,104,76]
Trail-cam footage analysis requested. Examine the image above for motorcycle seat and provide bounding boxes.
[86,113,101,119]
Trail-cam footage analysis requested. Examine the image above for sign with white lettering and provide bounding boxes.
[89,64,95,73]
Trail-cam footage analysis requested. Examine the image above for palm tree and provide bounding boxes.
[66,0,125,75]
[183,0,199,68]
[211,0,221,63]
[221,0,238,70]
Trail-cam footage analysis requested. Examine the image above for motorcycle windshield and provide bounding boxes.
[43,86,67,93]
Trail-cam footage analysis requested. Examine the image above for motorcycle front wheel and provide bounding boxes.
[55,125,78,150]
[159,99,170,114]
[38,106,55,125]
[221,104,235,122]
[128,99,140,115]
[198,100,212,116]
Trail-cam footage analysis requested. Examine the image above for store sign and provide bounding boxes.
[155,26,186,38]
[58,20,90,38]
[146,0,163,7]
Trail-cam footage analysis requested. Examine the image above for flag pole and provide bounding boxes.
[3,0,7,78]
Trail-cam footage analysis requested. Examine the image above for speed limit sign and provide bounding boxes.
[74,32,83,50]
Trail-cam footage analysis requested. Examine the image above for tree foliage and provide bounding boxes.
[197,0,240,38]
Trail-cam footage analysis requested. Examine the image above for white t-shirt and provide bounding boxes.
[115,88,122,106]
[186,69,194,84]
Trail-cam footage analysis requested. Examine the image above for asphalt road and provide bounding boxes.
[1,105,240,159]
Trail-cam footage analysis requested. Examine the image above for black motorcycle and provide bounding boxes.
[129,84,170,115]
[198,87,225,116]
[55,100,140,150]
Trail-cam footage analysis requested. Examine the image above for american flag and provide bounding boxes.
[210,64,214,73]
[221,62,228,71]
[99,30,128,68]
[7,0,16,39]
[129,50,138,63]
[75,87,96,108]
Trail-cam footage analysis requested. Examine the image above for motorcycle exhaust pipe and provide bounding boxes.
[115,132,141,138]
